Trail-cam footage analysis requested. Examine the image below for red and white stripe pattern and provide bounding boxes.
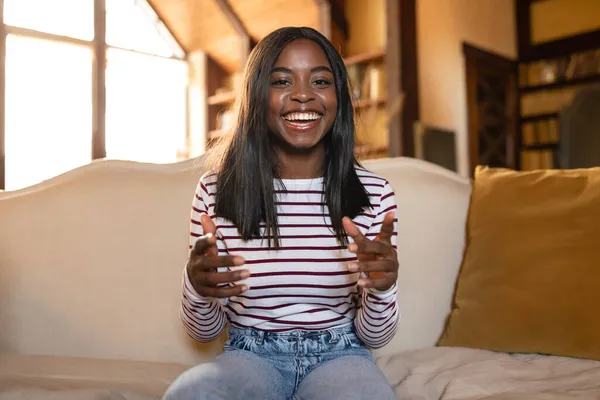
[180,167,399,348]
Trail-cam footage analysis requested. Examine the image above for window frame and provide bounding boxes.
[0,0,186,190]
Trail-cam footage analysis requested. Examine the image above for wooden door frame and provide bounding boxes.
[386,0,419,158]
[463,42,519,174]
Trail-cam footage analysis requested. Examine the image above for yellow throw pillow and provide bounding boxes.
[438,165,600,360]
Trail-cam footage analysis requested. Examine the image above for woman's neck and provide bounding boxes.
[276,145,325,179]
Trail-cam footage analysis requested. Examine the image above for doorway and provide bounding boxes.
[463,43,518,175]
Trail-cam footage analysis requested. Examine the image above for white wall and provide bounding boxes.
[417,0,517,176]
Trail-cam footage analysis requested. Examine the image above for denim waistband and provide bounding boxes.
[228,323,355,341]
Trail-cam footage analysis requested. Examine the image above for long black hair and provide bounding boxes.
[208,26,371,248]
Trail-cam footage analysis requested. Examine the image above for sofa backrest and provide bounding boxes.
[0,156,471,365]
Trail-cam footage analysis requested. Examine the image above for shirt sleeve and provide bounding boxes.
[354,180,400,349]
[179,175,229,343]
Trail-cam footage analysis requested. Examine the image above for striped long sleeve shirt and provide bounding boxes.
[180,167,400,349]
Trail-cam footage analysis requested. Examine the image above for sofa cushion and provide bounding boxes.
[377,347,600,399]
[0,388,156,400]
[438,166,600,361]
[0,354,189,398]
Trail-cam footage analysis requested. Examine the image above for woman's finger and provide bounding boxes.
[376,212,396,244]
[197,284,249,299]
[200,269,250,286]
[192,255,245,270]
[348,239,391,257]
[342,216,370,249]
[200,213,218,235]
[192,233,217,256]
[347,259,396,274]
[194,213,218,257]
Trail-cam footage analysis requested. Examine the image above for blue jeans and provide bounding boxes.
[163,323,396,399]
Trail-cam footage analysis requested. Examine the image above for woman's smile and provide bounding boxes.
[281,109,323,133]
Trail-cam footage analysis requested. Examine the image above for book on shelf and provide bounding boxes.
[521,119,560,146]
[521,150,555,171]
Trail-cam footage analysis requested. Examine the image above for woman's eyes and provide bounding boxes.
[271,79,290,86]
[270,78,332,87]
[313,79,331,86]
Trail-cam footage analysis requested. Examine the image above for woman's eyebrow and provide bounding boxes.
[312,66,333,74]
[271,66,333,74]
[271,66,292,74]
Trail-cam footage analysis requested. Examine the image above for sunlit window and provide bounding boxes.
[2,0,189,190]
[105,48,188,164]
[5,35,93,191]
[3,0,94,40]
[106,0,178,58]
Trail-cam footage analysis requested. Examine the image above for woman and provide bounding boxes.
[164,26,399,400]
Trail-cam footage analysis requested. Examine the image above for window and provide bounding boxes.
[3,0,94,40]
[104,0,187,164]
[1,0,189,190]
[105,48,188,164]
[106,0,181,58]
[5,35,93,191]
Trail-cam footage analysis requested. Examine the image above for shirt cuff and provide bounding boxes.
[182,262,209,303]
[366,282,397,298]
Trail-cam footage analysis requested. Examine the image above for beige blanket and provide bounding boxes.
[378,347,600,400]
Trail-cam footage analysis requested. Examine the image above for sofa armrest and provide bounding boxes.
[362,158,472,356]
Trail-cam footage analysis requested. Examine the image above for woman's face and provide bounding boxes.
[266,39,337,152]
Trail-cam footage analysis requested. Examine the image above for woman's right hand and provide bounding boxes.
[187,213,249,298]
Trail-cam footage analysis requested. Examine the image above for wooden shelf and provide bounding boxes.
[522,143,559,151]
[520,112,559,123]
[208,91,236,106]
[343,49,385,66]
[355,97,387,109]
[519,74,600,94]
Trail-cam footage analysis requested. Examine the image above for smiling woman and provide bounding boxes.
[163,27,399,400]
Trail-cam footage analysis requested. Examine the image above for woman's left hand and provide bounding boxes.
[343,212,398,291]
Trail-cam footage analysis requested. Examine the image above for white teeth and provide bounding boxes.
[283,112,321,122]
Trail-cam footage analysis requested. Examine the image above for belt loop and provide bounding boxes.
[255,329,265,345]
[328,328,339,343]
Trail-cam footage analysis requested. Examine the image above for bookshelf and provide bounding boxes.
[344,48,390,160]
[204,55,244,145]
[517,46,600,170]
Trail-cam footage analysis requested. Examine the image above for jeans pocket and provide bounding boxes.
[224,335,254,352]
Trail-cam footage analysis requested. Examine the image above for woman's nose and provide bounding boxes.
[290,84,315,103]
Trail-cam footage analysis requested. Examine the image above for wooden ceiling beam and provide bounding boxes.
[214,0,251,67]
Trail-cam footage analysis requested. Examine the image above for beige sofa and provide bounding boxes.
[1,156,599,400]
